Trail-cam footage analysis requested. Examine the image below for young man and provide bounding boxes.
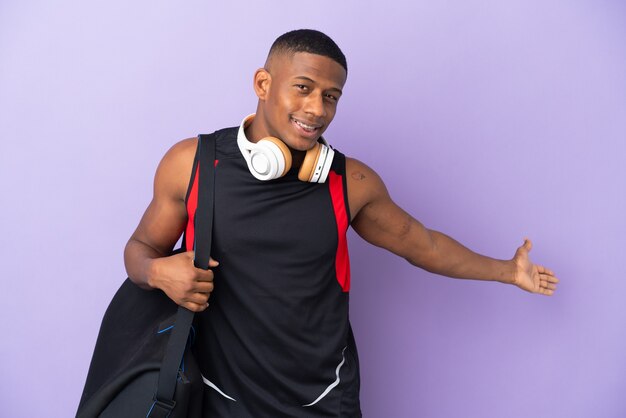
[124,29,558,417]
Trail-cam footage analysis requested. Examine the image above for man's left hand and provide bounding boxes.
[512,239,559,296]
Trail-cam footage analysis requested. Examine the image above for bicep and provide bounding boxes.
[128,139,196,255]
[130,195,187,256]
[352,196,433,261]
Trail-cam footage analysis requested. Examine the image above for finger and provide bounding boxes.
[515,238,532,258]
[192,282,214,293]
[546,275,559,283]
[537,265,556,277]
[182,301,209,313]
[540,287,554,296]
[523,238,532,252]
[540,281,557,290]
[539,270,559,283]
[185,292,210,306]
[185,251,219,267]
[195,269,215,282]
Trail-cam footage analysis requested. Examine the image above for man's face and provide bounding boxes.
[255,52,347,151]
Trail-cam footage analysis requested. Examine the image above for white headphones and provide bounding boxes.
[237,114,335,183]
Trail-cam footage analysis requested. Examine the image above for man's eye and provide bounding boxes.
[325,94,338,102]
[295,84,309,91]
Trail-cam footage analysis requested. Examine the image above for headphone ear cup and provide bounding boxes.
[298,142,335,183]
[298,143,322,182]
[260,136,292,177]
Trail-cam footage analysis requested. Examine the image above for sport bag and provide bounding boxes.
[76,133,216,417]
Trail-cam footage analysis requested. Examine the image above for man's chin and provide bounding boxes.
[283,136,320,152]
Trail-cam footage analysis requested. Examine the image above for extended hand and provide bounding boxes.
[512,239,559,296]
[149,251,219,312]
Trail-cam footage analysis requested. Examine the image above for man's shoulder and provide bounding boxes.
[162,137,198,170]
[343,156,389,219]
[170,136,198,154]
[344,156,361,171]
[344,157,379,183]
[152,137,199,202]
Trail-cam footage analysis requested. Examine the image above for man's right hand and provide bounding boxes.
[148,251,219,312]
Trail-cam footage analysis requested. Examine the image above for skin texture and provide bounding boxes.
[124,51,558,312]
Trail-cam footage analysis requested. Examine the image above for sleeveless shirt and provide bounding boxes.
[184,127,361,417]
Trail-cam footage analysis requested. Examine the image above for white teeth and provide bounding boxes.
[293,119,317,132]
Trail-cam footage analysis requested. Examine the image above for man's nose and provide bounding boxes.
[304,92,326,118]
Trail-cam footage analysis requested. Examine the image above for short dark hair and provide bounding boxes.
[268,29,347,73]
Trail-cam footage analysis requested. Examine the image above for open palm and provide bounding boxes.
[512,239,559,296]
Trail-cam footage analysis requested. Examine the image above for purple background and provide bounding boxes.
[1,1,625,417]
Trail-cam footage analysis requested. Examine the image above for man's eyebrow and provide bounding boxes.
[293,76,343,95]
[294,76,315,83]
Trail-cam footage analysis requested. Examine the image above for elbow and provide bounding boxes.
[406,248,439,272]
[123,238,154,290]
[404,231,440,272]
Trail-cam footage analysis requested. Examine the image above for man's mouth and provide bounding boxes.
[291,117,322,134]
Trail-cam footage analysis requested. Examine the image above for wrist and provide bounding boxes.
[146,258,161,290]
[500,259,517,285]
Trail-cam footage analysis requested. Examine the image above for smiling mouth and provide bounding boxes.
[291,117,322,134]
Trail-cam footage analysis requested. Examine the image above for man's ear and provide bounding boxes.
[253,68,271,101]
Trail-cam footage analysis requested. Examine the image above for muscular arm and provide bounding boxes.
[124,139,193,287]
[124,138,218,311]
[347,158,558,294]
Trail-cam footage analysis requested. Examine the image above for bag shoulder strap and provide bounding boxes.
[150,132,216,417]
[193,133,217,270]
